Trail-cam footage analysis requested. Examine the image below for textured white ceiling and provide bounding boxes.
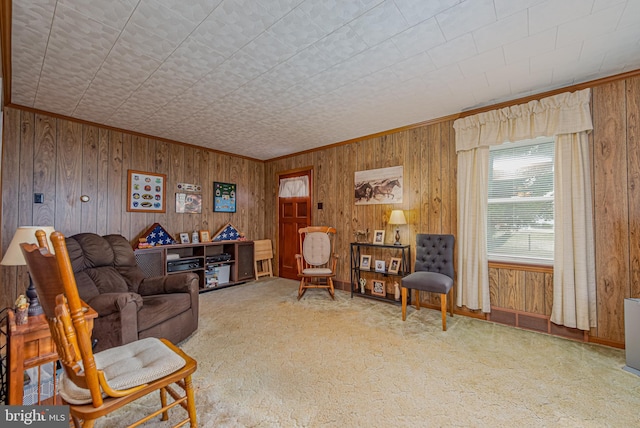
[9,0,640,160]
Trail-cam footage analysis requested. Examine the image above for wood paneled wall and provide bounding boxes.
[2,75,639,346]
[0,108,265,309]
[264,75,640,347]
[264,121,457,306]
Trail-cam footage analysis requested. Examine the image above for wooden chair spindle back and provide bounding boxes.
[22,230,104,407]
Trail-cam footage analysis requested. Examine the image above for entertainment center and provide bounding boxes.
[134,240,255,292]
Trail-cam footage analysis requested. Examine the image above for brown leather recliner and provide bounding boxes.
[65,233,199,352]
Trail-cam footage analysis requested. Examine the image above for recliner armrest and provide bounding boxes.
[138,272,199,296]
[87,292,143,317]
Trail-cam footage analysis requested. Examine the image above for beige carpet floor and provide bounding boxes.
[102,277,640,427]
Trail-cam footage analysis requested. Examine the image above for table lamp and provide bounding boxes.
[1,226,56,316]
[389,210,407,246]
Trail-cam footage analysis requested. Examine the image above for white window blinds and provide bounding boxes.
[487,137,555,264]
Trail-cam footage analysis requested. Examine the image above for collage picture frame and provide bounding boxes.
[127,170,166,213]
[371,280,386,297]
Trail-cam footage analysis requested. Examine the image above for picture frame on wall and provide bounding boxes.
[214,182,237,213]
[354,165,403,205]
[175,192,202,214]
[127,170,166,213]
[371,280,386,297]
[373,230,385,245]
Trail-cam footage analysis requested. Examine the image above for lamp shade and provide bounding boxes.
[389,210,407,225]
[1,226,56,266]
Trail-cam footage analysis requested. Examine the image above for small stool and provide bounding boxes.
[253,239,274,280]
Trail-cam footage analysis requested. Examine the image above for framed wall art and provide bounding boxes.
[127,170,166,213]
[354,165,403,205]
[175,192,202,214]
[214,182,236,213]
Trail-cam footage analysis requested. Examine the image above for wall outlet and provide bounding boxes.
[34,193,44,204]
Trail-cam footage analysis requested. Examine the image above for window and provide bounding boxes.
[487,137,554,264]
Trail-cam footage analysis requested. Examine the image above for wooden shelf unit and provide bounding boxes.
[134,241,255,293]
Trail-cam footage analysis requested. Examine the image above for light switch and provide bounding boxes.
[34,193,44,204]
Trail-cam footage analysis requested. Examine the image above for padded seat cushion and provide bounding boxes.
[402,271,453,294]
[137,294,192,332]
[302,267,333,275]
[302,232,331,265]
[60,337,186,404]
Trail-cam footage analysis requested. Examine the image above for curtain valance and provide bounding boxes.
[279,176,309,197]
[454,88,592,152]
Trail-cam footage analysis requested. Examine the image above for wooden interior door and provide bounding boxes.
[278,170,312,280]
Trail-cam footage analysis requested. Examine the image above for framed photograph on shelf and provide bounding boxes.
[214,182,236,213]
[360,254,372,270]
[388,257,401,274]
[127,170,166,213]
[199,230,210,242]
[374,260,386,273]
[179,233,190,244]
[371,280,386,297]
[373,230,385,245]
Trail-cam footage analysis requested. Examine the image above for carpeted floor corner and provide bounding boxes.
[100,277,640,427]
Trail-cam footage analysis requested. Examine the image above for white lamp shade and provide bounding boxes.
[1,226,56,266]
[389,210,407,225]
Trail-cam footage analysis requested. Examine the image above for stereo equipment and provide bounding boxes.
[167,258,201,272]
[207,253,231,263]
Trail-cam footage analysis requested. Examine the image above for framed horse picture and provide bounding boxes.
[354,166,403,205]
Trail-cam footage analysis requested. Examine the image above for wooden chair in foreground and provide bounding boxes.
[295,226,338,300]
[401,234,455,331]
[20,230,197,428]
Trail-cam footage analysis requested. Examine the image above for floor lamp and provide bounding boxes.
[1,226,56,316]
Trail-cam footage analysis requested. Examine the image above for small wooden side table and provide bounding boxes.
[6,305,97,404]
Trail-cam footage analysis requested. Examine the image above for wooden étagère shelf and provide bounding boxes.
[350,242,411,304]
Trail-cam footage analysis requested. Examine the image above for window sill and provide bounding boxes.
[488,260,553,273]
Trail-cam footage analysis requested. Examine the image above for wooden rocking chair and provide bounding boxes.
[20,230,197,428]
[295,226,338,300]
